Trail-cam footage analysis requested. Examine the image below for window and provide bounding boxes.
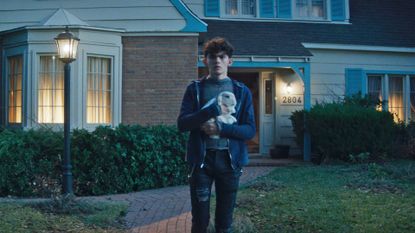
[38,56,65,123]
[87,56,112,124]
[295,0,326,19]
[410,77,415,121]
[388,76,404,122]
[265,79,273,114]
[8,56,23,123]
[225,0,256,17]
[366,73,415,123]
[367,75,382,110]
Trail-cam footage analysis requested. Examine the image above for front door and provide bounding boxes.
[228,72,259,153]
[260,72,275,154]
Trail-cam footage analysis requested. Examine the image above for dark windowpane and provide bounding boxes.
[265,80,273,114]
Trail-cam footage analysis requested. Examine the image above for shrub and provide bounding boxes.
[0,125,188,197]
[71,124,188,196]
[290,96,397,163]
[395,122,415,159]
[0,128,62,197]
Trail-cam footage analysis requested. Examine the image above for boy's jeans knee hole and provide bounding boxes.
[196,188,210,202]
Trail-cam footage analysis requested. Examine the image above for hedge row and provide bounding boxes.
[290,95,406,163]
[0,125,188,197]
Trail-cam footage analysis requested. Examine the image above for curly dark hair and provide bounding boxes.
[203,37,234,58]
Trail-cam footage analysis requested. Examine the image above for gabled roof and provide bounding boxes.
[201,0,415,57]
[41,9,89,26]
[0,0,205,33]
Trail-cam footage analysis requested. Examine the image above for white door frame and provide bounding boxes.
[259,72,275,155]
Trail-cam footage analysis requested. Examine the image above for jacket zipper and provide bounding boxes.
[195,81,207,169]
[227,139,235,170]
[200,140,206,168]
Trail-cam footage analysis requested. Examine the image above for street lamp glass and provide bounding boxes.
[54,28,79,63]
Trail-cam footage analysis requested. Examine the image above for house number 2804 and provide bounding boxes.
[282,96,302,104]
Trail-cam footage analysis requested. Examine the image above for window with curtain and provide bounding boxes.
[38,56,64,123]
[87,56,112,124]
[265,79,273,114]
[8,55,23,123]
[295,0,326,19]
[367,75,382,110]
[225,0,256,16]
[389,76,404,122]
[411,76,415,121]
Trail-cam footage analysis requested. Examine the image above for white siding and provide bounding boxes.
[274,69,303,155]
[0,0,186,32]
[183,0,205,18]
[309,49,415,104]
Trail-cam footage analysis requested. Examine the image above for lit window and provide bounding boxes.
[388,76,404,122]
[225,0,256,17]
[410,76,415,121]
[295,0,326,19]
[38,56,65,123]
[8,56,23,123]
[87,57,111,124]
[367,75,382,110]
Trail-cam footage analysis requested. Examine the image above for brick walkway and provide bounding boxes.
[83,166,276,233]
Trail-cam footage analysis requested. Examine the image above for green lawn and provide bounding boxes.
[0,197,128,233]
[231,160,415,233]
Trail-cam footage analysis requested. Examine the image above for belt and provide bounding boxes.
[206,149,228,155]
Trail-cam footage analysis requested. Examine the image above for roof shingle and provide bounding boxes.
[201,0,415,56]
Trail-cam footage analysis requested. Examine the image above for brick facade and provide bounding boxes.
[122,36,198,125]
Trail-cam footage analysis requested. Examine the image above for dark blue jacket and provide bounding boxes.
[177,78,256,168]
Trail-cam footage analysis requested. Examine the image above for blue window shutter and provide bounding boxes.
[260,0,275,18]
[331,0,346,21]
[278,0,291,18]
[205,0,220,17]
[345,68,365,96]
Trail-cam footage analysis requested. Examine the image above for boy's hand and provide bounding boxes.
[201,121,219,136]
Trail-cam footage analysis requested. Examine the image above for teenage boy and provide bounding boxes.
[177,37,255,233]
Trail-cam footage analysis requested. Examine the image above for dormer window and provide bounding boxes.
[295,0,326,19]
[224,0,256,17]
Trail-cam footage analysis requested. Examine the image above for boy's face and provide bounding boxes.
[203,51,233,79]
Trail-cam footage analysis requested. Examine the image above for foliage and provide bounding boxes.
[290,95,398,163]
[72,124,188,196]
[233,161,415,233]
[394,121,415,159]
[0,128,63,197]
[0,125,188,197]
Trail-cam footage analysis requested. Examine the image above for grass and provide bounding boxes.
[228,160,415,233]
[0,195,128,233]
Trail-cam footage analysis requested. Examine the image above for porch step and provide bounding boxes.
[247,144,259,154]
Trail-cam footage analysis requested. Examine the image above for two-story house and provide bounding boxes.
[182,0,415,157]
[1,0,414,161]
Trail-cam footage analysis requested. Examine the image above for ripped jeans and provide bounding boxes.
[189,149,242,233]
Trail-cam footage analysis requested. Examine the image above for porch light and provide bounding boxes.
[55,27,79,195]
[54,27,79,64]
[285,83,293,94]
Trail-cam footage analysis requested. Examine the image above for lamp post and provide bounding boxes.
[55,27,79,194]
